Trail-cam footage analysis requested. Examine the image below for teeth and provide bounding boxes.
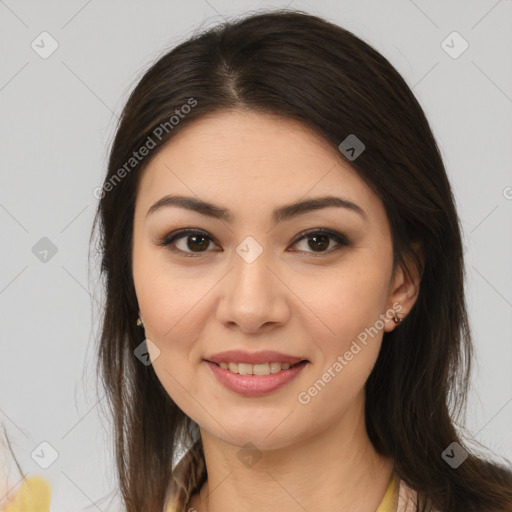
[218,361,293,375]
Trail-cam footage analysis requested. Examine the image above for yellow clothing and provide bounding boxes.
[376,471,399,512]
[1,476,51,512]
[166,471,399,512]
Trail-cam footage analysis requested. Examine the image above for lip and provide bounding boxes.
[205,350,307,365]
[205,360,309,396]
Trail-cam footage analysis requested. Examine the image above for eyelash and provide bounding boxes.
[155,228,351,258]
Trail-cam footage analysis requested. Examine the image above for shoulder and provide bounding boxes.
[397,478,442,512]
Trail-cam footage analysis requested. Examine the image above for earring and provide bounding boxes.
[392,312,404,324]
[136,317,144,327]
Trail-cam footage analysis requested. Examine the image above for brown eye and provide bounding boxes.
[182,233,210,252]
[303,233,330,252]
[292,229,351,255]
[156,229,219,257]
[156,228,350,258]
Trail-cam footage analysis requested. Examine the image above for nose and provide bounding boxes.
[215,245,291,334]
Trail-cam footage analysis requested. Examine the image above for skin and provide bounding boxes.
[132,109,422,512]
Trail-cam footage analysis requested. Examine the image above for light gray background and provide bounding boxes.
[1,1,511,510]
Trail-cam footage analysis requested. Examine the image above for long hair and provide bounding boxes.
[90,9,512,512]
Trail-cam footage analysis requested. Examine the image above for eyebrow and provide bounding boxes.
[146,194,367,223]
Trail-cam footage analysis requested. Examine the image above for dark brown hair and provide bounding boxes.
[89,8,512,512]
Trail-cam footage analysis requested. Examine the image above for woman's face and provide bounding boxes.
[132,110,416,450]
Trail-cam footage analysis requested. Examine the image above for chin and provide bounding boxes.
[207,422,302,453]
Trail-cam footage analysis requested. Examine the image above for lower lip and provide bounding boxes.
[205,360,308,396]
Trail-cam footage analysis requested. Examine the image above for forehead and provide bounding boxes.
[153,109,340,170]
[135,109,383,223]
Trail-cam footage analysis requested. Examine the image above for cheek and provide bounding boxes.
[136,279,208,352]
[311,262,390,340]
[299,279,385,422]
[133,264,209,411]
[304,258,389,390]
[133,243,203,341]
[131,233,214,419]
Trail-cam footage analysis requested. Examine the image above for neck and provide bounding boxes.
[188,393,394,512]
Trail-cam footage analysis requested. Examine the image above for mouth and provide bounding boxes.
[204,359,309,376]
[203,359,310,396]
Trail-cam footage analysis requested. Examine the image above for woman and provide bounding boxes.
[4,7,510,512]
[92,8,512,512]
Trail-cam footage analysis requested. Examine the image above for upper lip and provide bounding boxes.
[205,350,307,365]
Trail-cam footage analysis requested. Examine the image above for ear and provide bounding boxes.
[383,241,424,333]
